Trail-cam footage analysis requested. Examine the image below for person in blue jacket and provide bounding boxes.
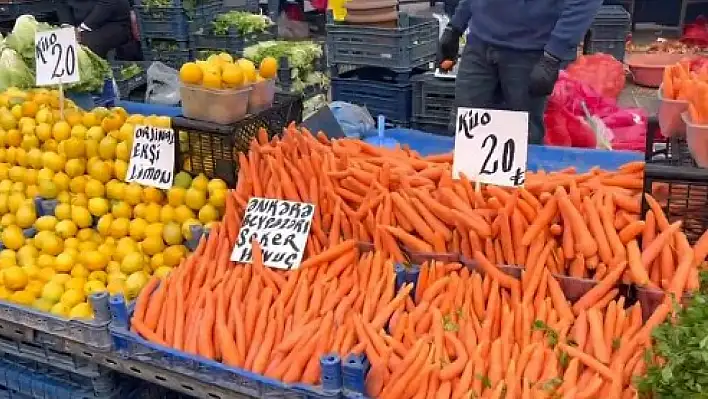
[438,0,604,144]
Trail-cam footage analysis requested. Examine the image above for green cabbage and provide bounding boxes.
[3,14,112,93]
[0,47,35,90]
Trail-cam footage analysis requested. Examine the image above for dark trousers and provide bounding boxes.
[452,39,548,145]
[81,22,139,59]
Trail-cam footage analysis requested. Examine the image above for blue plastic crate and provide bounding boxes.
[326,12,438,72]
[0,357,118,399]
[135,1,189,40]
[331,67,414,127]
[0,292,112,351]
[108,295,348,399]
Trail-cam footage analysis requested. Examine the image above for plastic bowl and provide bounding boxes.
[180,84,251,124]
[683,111,708,167]
[626,53,686,88]
[657,86,689,137]
[248,79,276,114]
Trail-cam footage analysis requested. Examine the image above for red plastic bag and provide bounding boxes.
[544,72,648,151]
[682,15,708,46]
[565,54,626,99]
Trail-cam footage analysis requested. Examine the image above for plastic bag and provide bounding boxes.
[544,72,648,151]
[329,101,375,138]
[682,15,708,46]
[146,62,180,106]
[565,54,626,99]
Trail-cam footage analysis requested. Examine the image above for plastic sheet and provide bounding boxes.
[146,62,181,106]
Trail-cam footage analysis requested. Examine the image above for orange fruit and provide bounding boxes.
[179,62,203,85]
[259,57,278,79]
[221,64,244,88]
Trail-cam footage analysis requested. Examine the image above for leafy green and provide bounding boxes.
[3,14,111,93]
[0,47,35,90]
[118,64,144,80]
[532,320,559,348]
[637,271,708,398]
[244,41,324,94]
[211,11,272,36]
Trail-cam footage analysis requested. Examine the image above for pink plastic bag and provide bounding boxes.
[544,72,648,151]
[565,54,626,99]
[682,15,708,46]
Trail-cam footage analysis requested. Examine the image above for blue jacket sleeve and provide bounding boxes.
[545,0,603,60]
[449,0,471,33]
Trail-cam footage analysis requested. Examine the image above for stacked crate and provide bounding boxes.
[583,5,631,61]
[135,0,193,68]
[327,12,439,127]
[410,73,456,135]
[188,0,270,58]
[642,119,708,245]
[0,0,56,23]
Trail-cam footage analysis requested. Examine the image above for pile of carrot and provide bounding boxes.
[127,125,708,397]
[233,125,708,292]
[661,56,708,124]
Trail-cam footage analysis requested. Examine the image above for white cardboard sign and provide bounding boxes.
[35,28,80,86]
[453,108,529,187]
[125,125,176,189]
[231,197,315,270]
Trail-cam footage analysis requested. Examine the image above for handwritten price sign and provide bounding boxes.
[452,108,529,187]
[35,28,80,86]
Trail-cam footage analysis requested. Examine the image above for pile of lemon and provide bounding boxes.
[0,87,229,319]
[179,52,278,90]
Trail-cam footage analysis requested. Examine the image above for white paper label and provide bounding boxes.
[125,125,176,189]
[231,197,315,270]
[35,28,80,86]
[453,108,529,187]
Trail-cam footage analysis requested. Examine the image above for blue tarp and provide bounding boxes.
[117,101,183,117]
[373,128,643,172]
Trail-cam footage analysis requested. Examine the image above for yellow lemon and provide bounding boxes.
[221,63,244,88]
[60,289,85,309]
[162,223,182,246]
[185,188,206,210]
[55,219,78,239]
[52,121,71,141]
[141,236,164,256]
[1,225,24,250]
[15,203,37,228]
[174,205,195,224]
[142,187,163,203]
[38,266,56,282]
[129,218,148,241]
[96,214,113,237]
[145,223,163,238]
[88,197,110,217]
[160,205,176,224]
[52,172,70,193]
[163,245,186,267]
[10,290,35,306]
[198,204,219,224]
[50,302,71,317]
[71,205,93,228]
[51,273,71,285]
[70,263,89,279]
[125,271,148,300]
[33,298,54,312]
[42,151,64,172]
[113,159,128,180]
[88,270,108,284]
[166,187,185,207]
[237,59,257,82]
[69,302,93,319]
[111,201,132,219]
[62,137,85,159]
[41,281,64,303]
[38,180,58,199]
[133,203,146,219]
[54,252,75,273]
[106,261,122,275]
[3,266,28,290]
[202,69,222,89]
[124,184,143,206]
[82,250,108,272]
[110,217,130,239]
[105,180,125,200]
[36,253,55,270]
[150,253,164,270]
[64,158,85,178]
[154,266,173,279]
[54,203,71,220]
[84,179,105,198]
[121,252,144,275]
[106,279,126,295]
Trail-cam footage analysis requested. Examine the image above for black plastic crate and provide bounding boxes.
[0,0,54,21]
[111,61,152,97]
[331,66,416,127]
[326,12,438,72]
[190,27,275,56]
[174,94,303,186]
[142,39,191,69]
[583,5,630,60]
[411,72,455,121]
[641,163,708,245]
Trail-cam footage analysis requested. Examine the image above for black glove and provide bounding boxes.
[436,25,463,67]
[529,52,561,97]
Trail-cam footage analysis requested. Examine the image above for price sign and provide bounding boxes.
[126,125,175,189]
[35,28,80,86]
[231,198,315,270]
[452,108,528,187]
